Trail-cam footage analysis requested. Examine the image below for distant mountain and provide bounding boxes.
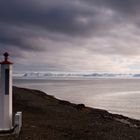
[133,74,140,77]
[13,72,136,79]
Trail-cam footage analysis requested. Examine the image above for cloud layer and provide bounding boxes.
[1,0,140,73]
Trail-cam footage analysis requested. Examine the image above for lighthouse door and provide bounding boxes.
[5,69,9,95]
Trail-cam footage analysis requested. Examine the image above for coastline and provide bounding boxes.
[13,77,140,120]
[0,86,140,139]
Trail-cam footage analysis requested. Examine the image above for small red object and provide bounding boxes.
[0,52,13,64]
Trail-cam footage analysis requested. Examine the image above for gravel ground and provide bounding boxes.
[0,86,140,140]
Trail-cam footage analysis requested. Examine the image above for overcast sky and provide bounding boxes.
[1,0,140,73]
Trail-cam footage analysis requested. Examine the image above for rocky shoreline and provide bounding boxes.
[0,86,140,140]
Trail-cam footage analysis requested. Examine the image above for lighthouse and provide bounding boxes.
[0,52,13,131]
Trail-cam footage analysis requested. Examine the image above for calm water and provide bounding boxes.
[13,78,140,120]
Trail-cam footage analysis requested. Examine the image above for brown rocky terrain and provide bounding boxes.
[0,86,140,140]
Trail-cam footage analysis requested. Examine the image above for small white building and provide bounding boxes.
[0,52,13,131]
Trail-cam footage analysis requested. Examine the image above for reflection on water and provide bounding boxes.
[14,78,140,120]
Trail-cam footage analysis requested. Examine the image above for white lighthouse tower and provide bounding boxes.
[0,52,13,131]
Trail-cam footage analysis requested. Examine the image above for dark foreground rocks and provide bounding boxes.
[0,86,140,140]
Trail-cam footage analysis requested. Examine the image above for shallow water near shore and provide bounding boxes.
[13,78,140,120]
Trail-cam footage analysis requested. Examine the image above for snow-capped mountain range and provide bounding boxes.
[13,71,140,79]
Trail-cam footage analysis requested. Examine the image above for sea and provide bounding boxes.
[13,78,140,120]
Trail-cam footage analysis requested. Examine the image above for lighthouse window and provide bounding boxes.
[5,69,9,95]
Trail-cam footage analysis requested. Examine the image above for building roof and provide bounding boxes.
[0,52,13,64]
[0,60,13,65]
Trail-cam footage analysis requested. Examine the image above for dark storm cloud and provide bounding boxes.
[0,0,117,56]
[0,0,98,36]
[83,0,140,17]
[1,0,140,72]
[0,25,44,52]
[0,0,140,46]
[0,0,103,55]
